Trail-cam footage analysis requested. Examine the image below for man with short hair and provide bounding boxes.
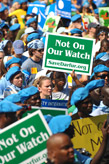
[46,121,109,164]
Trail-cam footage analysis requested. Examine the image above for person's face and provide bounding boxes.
[2,28,9,39]
[89,27,96,35]
[33,49,44,62]
[100,42,109,52]
[11,72,23,88]
[21,2,28,11]
[73,19,82,30]
[26,93,41,106]
[99,32,107,41]
[101,87,109,106]
[5,42,12,55]
[53,135,74,164]
[39,79,52,98]
[0,52,4,62]
[54,76,66,91]
[90,88,101,106]
[78,96,93,115]
[30,21,37,30]
[95,71,109,86]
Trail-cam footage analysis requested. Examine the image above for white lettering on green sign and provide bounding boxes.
[55,40,70,48]
[16,132,49,154]
[0,150,16,164]
[0,134,19,151]
[65,51,90,59]
[20,125,36,138]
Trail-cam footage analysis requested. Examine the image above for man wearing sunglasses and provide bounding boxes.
[22,39,44,86]
[90,64,109,86]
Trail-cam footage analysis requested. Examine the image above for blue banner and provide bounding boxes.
[56,0,71,19]
[45,3,56,16]
[27,2,46,15]
[41,99,68,108]
[38,9,47,31]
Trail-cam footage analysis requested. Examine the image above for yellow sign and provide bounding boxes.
[71,114,107,157]
[9,9,26,29]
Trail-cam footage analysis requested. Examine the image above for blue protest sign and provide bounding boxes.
[45,3,56,16]
[56,0,71,19]
[38,9,47,31]
[27,2,46,15]
[41,99,68,108]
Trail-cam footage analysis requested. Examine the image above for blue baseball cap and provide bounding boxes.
[6,66,21,81]
[26,18,36,27]
[0,40,11,49]
[13,40,24,54]
[27,33,40,42]
[9,23,20,31]
[18,86,39,103]
[70,87,89,105]
[71,14,81,22]
[48,115,72,134]
[27,39,44,49]
[70,28,83,34]
[95,52,109,61]
[85,79,105,91]
[5,93,21,103]
[0,100,22,113]
[5,57,22,69]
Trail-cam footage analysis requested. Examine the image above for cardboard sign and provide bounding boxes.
[0,110,52,164]
[23,106,68,118]
[43,15,61,33]
[99,7,109,27]
[71,114,107,157]
[56,0,71,19]
[43,33,95,75]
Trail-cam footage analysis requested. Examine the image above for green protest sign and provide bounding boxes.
[23,107,68,118]
[99,7,109,27]
[42,33,95,75]
[0,110,52,164]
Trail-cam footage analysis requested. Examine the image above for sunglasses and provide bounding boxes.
[37,49,44,52]
[96,74,109,79]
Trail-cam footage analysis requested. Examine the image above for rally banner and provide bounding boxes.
[23,106,68,118]
[0,110,52,164]
[27,2,46,15]
[43,15,61,33]
[71,114,107,157]
[56,0,71,19]
[41,99,67,108]
[42,33,95,75]
[99,7,109,27]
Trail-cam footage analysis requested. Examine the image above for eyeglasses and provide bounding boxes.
[37,49,44,53]
[96,74,109,79]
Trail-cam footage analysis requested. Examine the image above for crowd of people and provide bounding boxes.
[0,0,109,163]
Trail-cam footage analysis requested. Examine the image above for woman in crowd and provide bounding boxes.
[33,76,52,99]
[3,66,24,97]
